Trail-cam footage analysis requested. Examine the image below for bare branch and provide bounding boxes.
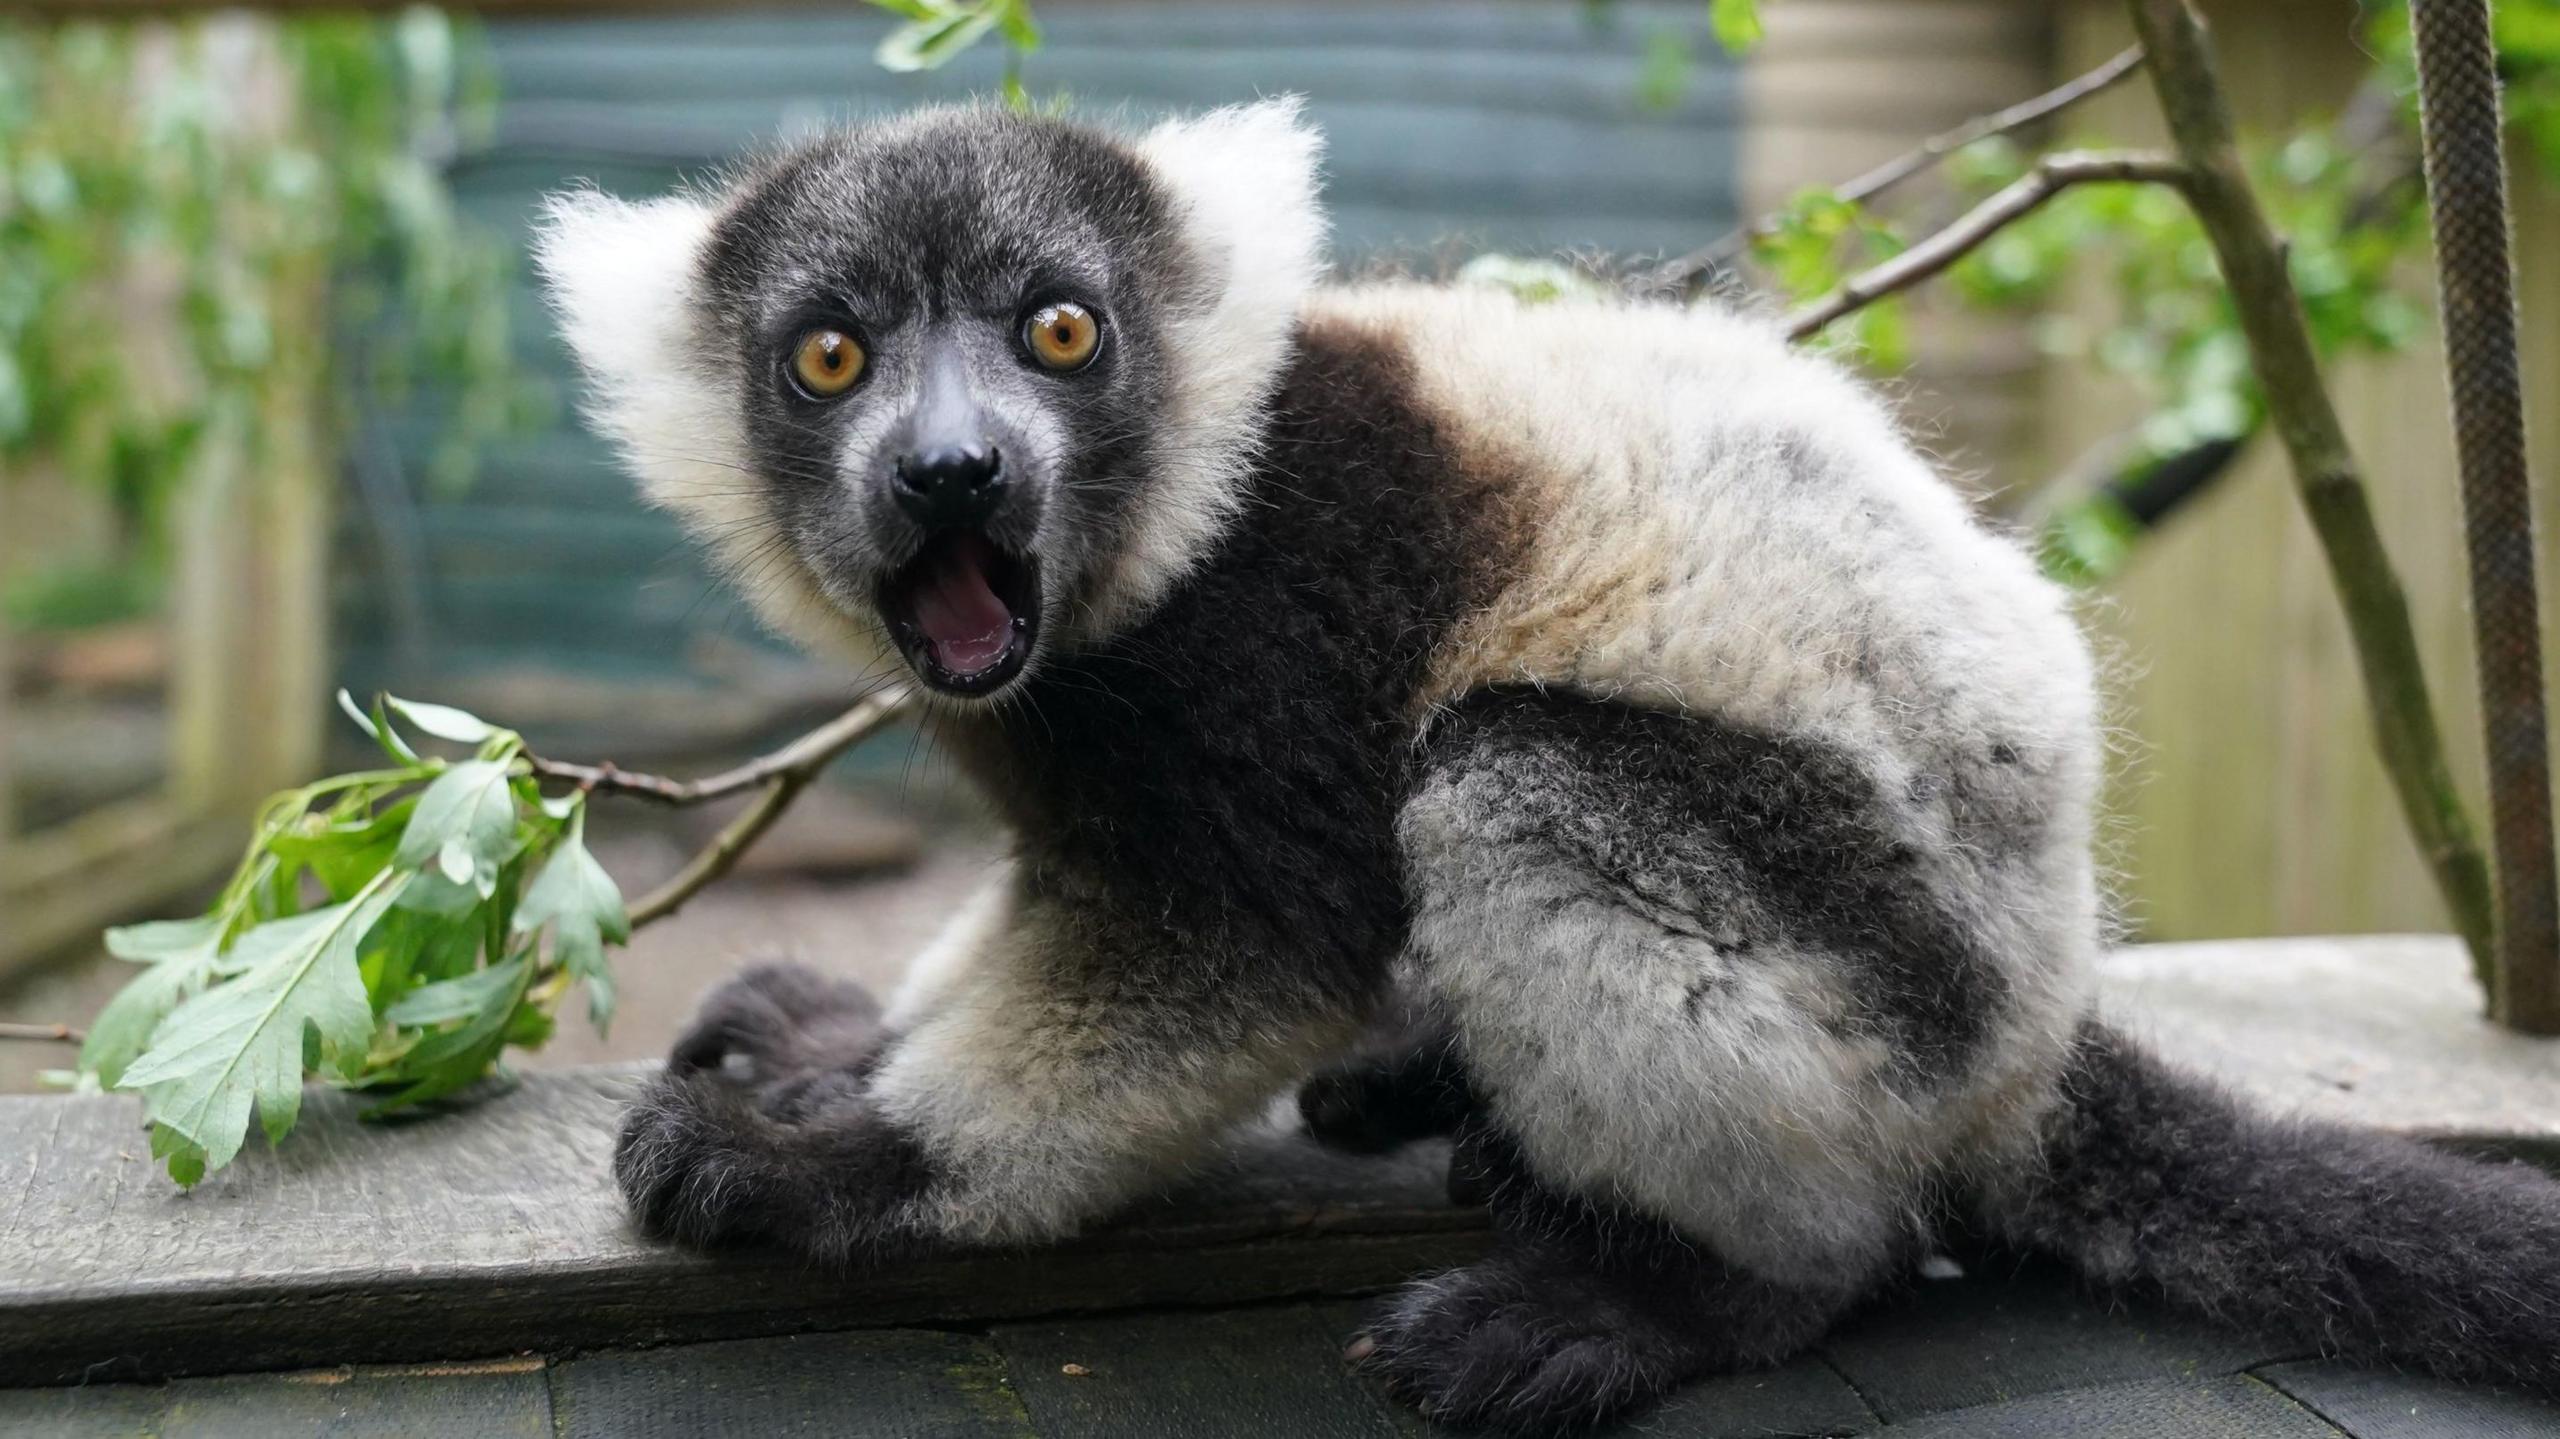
[0,1022,83,1044]
[622,685,917,929]
[529,687,918,806]
[1784,151,2189,343]
[2128,0,2497,987]
[1649,44,2147,293]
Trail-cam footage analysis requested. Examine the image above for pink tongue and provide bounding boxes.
[910,538,1016,676]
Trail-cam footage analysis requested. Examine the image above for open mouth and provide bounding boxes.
[878,531,1040,696]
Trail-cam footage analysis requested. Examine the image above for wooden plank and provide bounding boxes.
[1879,1376,2346,1439]
[2098,935,2560,1148]
[1,937,2549,1393]
[0,1068,1485,1387]
[551,1331,1030,1438]
[2257,1360,2560,1439]
[1815,1253,2293,1422]
[993,1306,1405,1439]
[0,1358,557,1439]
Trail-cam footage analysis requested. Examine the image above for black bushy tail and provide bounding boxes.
[1988,1018,2560,1392]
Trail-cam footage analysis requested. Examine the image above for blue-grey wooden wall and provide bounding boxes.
[334,2,1741,709]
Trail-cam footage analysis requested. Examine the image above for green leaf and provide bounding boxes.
[385,950,529,1026]
[395,759,517,894]
[2039,493,2146,587]
[369,953,532,1115]
[995,0,1043,51]
[266,799,412,902]
[877,7,1002,72]
[1455,253,1609,306]
[151,1124,207,1188]
[1709,0,1764,55]
[338,688,420,765]
[1635,29,1692,113]
[82,916,226,1086]
[116,875,408,1181]
[384,693,499,745]
[513,807,627,1031]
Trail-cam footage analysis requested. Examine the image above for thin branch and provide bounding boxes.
[1649,44,2147,293]
[0,1022,83,1044]
[2129,0,2497,985]
[1785,151,2189,342]
[530,687,918,805]
[622,685,917,929]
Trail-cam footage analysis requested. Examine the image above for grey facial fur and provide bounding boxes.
[694,115,1190,674]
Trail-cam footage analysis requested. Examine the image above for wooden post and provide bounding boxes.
[2406,0,2560,1033]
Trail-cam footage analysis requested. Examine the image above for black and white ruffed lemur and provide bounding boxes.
[537,100,2560,1432]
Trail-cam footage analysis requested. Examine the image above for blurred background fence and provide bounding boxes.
[2,0,2553,983]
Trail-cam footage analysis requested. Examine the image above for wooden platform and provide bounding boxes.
[4,936,2559,1437]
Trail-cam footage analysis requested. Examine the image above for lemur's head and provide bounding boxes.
[536,100,1325,700]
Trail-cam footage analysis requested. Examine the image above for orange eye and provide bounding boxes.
[1023,301,1101,372]
[790,328,865,397]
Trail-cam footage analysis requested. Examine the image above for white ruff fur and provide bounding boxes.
[533,189,879,668]
[1091,97,1329,633]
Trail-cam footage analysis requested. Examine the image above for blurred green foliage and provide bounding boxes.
[0,11,523,632]
[869,0,1045,108]
[1736,0,2560,584]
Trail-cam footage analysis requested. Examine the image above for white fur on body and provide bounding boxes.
[871,874,1360,1242]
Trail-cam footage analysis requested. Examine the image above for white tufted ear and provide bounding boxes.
[1088,97,1329,632]
[533,188,868,664]
[1135,95,1328,354]
[532,189,723,485]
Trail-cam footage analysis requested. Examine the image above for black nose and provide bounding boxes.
[892,443,1004,528]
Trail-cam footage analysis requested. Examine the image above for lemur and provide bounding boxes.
[538,100,2560,1432]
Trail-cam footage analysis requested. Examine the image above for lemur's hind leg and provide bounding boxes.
[1359,1121,1861,1429]
[1364,689,2064,1429]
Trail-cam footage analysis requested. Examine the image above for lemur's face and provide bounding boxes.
[696,119,1187,698]
[537,103,1325,702]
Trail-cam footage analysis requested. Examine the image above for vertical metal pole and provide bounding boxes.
[2409,0,2560,1031]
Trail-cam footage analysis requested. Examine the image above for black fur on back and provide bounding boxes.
[940,316,1523,1021]
[1417,688,2012,1082]
[1997,1018,2560,1391]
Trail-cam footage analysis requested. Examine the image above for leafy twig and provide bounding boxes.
[1649,44,2148,293]
[2127,0,2497,984]
[616,687,919,927]
[1785,151,2189,342]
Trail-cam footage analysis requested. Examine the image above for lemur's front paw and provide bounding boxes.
[615,962,931,1265]
[614,1063,935,1264]
[669,960,883,1091]
[1355,1259,1679,1432]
